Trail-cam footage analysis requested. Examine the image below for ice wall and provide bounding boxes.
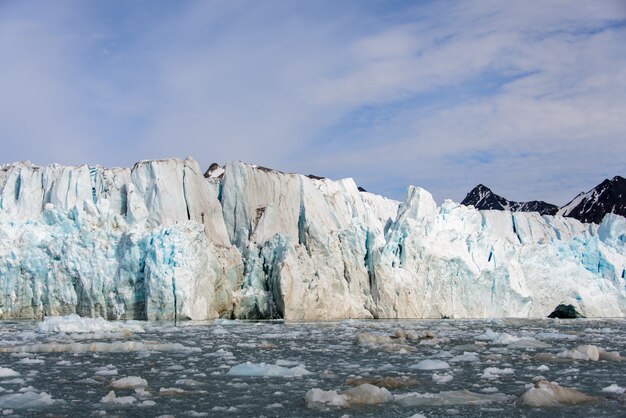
[0,159,242,320]
[0,158,624,320]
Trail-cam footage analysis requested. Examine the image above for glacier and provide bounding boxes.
[0,158,624,320]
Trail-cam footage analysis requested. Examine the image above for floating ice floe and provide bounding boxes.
[175,379,207,387]
[110,376,148,389]
[481,367,514,379]
[432,372,453,384]
[601,384,625,394]
[37,314,145,335]
[534,332,577,341]
[540,344,624,362]
[520,380,597,406]
[345,376,418,389]
[95,365,118,376]
[0,341,199,353]
[354,333,413,352]
[305,384,392,408]
[0,368,19,378]
[0,390,60,408]
[227,362,311,377]
[410,360,450,370]
[158,387,203,396]
[395,390,512,406]
[211,326,229,336]
[100,390,136,405]
[18,358,44,365]
[450,352,480,362]
[477,329,548,349]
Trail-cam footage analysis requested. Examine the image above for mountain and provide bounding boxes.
[0,158,624,321]
[461,184,558,215]
[557,176,626,224]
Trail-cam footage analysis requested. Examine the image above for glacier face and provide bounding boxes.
[0,158,624,320]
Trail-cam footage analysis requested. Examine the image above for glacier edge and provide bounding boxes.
[0,158,624,320]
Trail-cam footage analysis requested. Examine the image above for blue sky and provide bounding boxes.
[1,0,625,204]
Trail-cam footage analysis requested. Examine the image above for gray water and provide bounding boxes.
[0,318,625,417]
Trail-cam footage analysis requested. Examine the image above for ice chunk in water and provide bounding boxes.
[557,345,601,361]
[0,391,59,408]
[37,314,144,334]
[110,376,148,389]
[95,365,118,376]
[450,352,479,362]
[0,368,19,378]
[481,367,514,379]
[601,384,625,394]
[343,384,393,405]
[520,380,597,406]
[396,390,511,406]
[410,360,450,370]
[0,341,198,353]
[100,390,136,405]
[305,384,392,408]
[227,362,311,377]
[433,373,454,384]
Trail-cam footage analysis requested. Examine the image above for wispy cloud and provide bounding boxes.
[0,0,624,204]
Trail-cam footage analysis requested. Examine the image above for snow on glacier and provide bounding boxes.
[0,158,625,320]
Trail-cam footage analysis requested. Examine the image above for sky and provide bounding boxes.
[0,0,625,205]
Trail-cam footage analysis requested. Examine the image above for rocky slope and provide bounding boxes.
[558,176,626,224]
[463,176,625,224]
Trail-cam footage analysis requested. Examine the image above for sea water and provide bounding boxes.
[0,317,625,417]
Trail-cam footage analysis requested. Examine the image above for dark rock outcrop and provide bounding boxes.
[548,304,584,319]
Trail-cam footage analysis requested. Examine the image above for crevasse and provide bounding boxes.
[0,158,624,320]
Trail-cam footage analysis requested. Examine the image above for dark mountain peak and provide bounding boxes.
[462,185,509,211]
[462,184,558,216]
[464,174,625,224]
[558,174,626,223]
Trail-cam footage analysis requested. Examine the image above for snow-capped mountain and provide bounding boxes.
[461,184,558,215]
[0,158,624,321]
[558,176,626,224]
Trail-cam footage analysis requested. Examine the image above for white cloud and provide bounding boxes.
[0,0,624,204]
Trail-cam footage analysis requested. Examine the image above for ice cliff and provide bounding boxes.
[0,158,624,320]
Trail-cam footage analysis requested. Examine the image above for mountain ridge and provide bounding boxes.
[462,176,626,223]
